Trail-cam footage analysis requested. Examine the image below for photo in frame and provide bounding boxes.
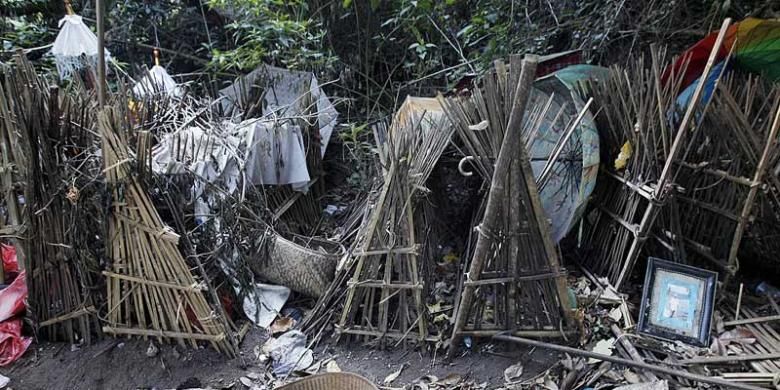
[637,257,717,346]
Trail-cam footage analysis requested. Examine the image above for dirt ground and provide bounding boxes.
[0,327,559,390]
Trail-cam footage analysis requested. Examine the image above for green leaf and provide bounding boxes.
[342,0,352,8]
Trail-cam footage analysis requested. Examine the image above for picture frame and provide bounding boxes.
[637,257,718,347]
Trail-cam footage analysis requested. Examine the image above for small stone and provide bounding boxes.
[146,341,159,358]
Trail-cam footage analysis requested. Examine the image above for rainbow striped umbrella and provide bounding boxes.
[664,18,780,92]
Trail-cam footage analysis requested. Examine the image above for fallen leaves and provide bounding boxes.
[384,364,405,384]
[503,362,524,383]
[588,338,615,364]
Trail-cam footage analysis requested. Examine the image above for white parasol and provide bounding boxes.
[132,49,183,98]
[51,0,111,80]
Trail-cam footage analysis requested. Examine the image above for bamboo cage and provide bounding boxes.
[440,55,574,352]
[335,97,454,346]
[578,29,729,289]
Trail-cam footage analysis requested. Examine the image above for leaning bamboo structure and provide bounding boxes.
[99,107,236,356]
[0,55,102,343]
[335,97,454,346]
[656,75,780,281]
[441,55,576,356]
[580,20,732,289]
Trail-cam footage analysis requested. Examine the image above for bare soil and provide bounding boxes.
[0,328,559,390]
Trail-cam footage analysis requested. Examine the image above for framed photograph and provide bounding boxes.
[637,257,717,346]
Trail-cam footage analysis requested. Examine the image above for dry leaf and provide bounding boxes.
[325,360,341,373]
[384,365,404,384]
[438,373,462,385]
[503,362,524,383]
[588,338,614,364]
[270,317,295,334]
[623,369,641,384]
[239,377,254,388]
[608,307,623,322]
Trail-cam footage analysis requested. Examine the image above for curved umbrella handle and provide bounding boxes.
[458,156,476,177]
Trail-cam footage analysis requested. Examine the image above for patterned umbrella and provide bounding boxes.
[527,65,608,242]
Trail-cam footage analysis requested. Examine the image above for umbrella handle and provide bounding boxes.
[64,0,74,15]
[153,48,160,67]
[458,156,475,177]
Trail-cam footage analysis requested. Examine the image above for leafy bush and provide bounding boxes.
[208,0,338,72]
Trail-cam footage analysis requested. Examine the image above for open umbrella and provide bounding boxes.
[527,65,607,242]
[51,0,110,81]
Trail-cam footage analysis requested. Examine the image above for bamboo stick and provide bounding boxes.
[724,315,780,327]
[680,353,780,365]
[725,98,780,280]
[494,334,766,390]
[448,55,539,357]
[615,19,733,289]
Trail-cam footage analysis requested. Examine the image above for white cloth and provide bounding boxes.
[243,120,311,191]
[219,65,338,157]
[132,65,183,98]
[151,119,314,198]
[51,14,111,80]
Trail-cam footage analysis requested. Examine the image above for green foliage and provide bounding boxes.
[0,0,57,70]
[207,0,338,72]
[1,14,51,51]
[108,0,214,73]
[1,0,776,115]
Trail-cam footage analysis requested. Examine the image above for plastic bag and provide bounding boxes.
[0,244,17,275]
[0,270,26,323]
[0,318,31,366]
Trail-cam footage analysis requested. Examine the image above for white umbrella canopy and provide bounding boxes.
[132,65,184,98]
[50,1,111,80]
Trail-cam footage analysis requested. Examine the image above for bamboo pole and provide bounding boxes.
[448,54,538,357]
[611,324,659,382]
[680,353,780,365]
[725,100,780,281]
[724,315,780,327]
[96,0,106,106]
[615,18,732,289]
[494,334,766,390]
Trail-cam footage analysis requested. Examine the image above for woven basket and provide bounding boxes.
[277,372,378,390]
[249,232,341,298]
